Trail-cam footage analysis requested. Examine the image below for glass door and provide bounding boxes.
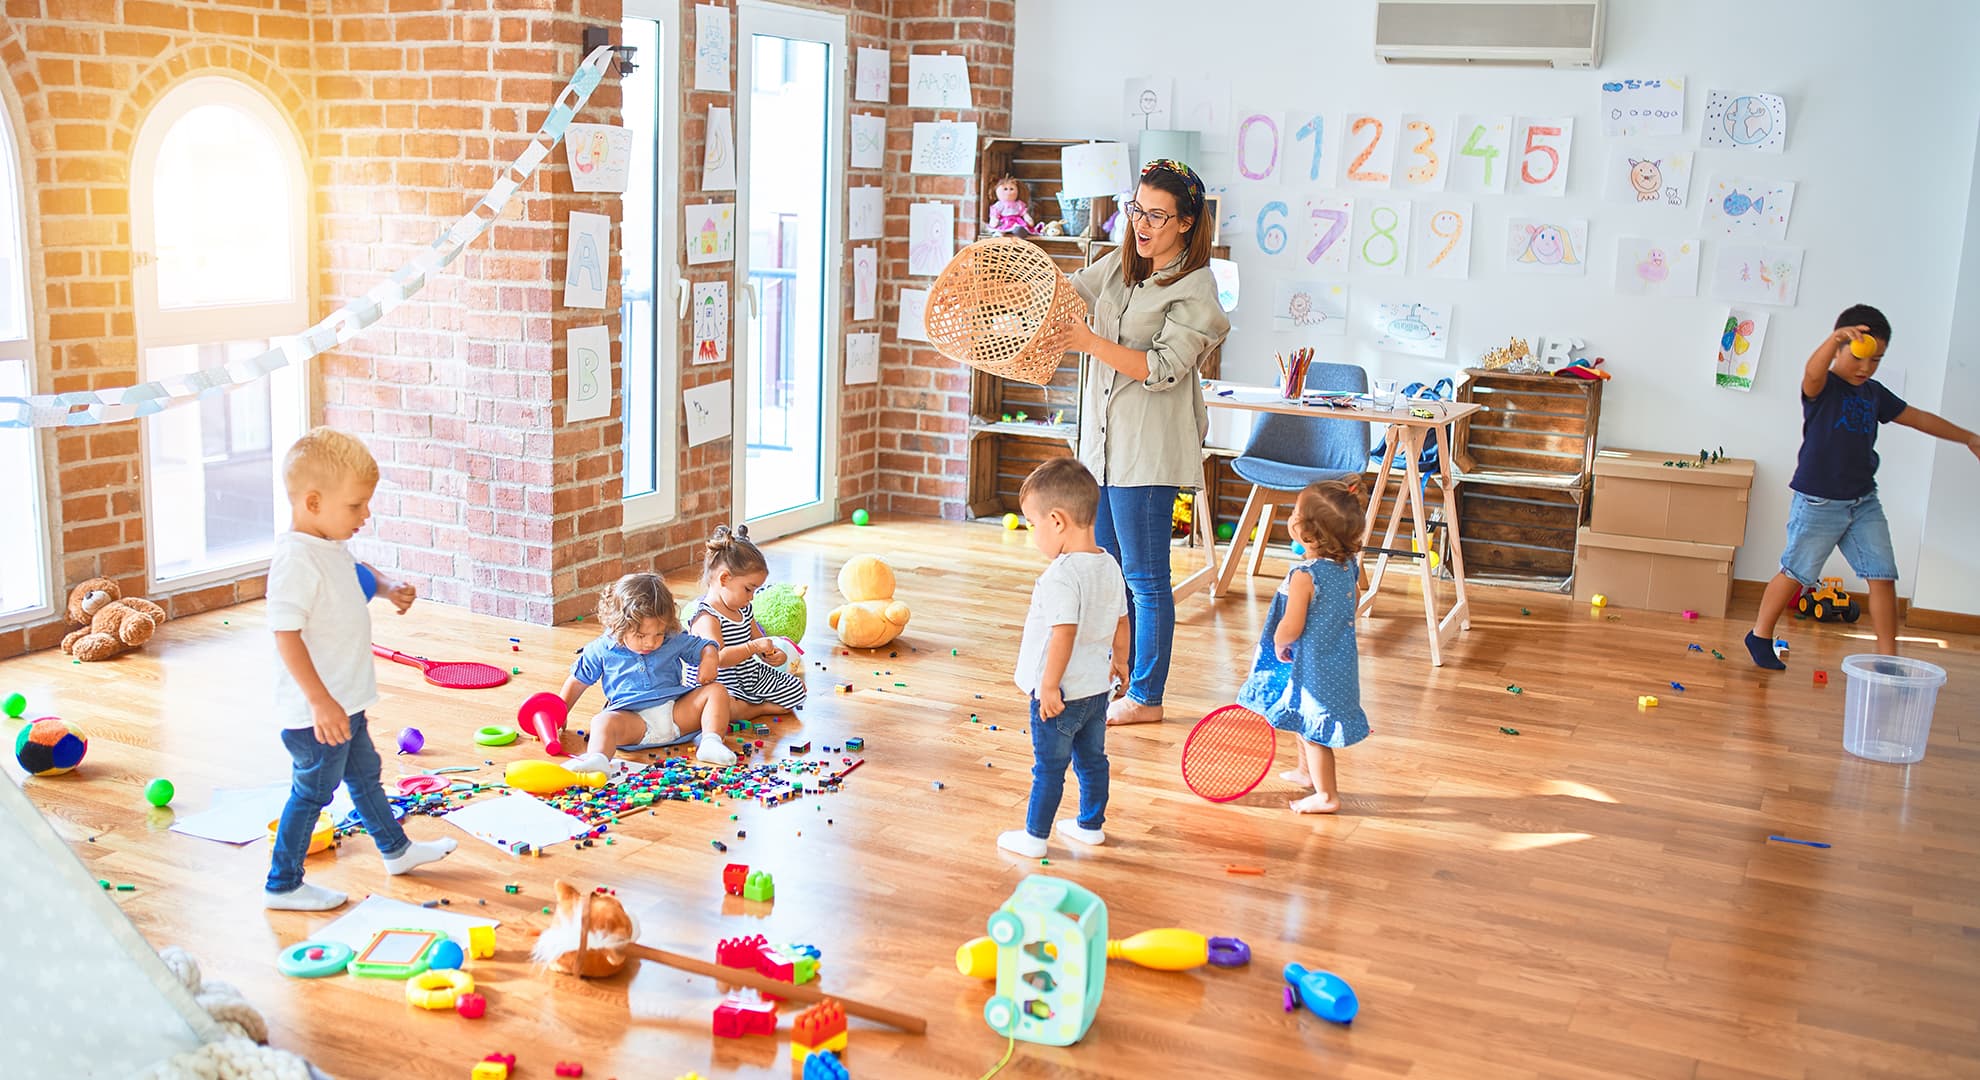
[734,1,844,538]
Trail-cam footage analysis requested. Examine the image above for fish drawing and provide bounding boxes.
[1720,190,1765,217]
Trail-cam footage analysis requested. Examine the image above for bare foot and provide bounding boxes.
[1105,699,1164,727]
[1290,792,1341,814]
[1280,768,1310,784]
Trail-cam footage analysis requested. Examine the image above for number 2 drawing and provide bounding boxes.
[1345,115,1392,186]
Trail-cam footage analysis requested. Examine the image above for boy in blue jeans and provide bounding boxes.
[999,458,1131,859]
[264,428,456,910]
[1747,304,1980,668]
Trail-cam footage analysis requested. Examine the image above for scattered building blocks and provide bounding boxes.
[472,1053,516,1080]
[555,1064,584,1077]
[1638,695,1659,708]
[792,999,850,1061]
[723,862,750,896]
[743,870,776,903]
[456,992,487,1019]
[1590,594,1608,608]
[844,737,864,751]
[1814,669,1828,687]
[802,1049,849,1080]
[789,741,812,754]
[716,933,770,969]
[713,991,778,1037]
[469,925,497,960]
[766,945,818,985]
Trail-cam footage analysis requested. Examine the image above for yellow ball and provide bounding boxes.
[1002,512,1020,530]
[1849,335,1879,359]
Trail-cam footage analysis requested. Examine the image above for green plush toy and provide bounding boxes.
[754,583,808,642]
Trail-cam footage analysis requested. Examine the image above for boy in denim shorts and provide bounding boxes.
[1746,304,1980,668]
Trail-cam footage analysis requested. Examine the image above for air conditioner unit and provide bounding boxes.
[1375,0,1604,68]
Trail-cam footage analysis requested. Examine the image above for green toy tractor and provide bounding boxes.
[1796,577,1860,623]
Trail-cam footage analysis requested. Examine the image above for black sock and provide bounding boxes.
[1745,631,1786,670]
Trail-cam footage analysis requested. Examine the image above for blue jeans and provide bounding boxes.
[1094,484,1176,706]
[266,712,409,893]
[1781,489,1898,586]
[1024,692,1110,839]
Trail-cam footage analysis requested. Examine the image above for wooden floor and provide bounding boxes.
[6,518,1979,1079]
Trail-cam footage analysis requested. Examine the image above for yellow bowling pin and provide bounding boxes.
[505,759,606,795]
[1106,928,1208,972]
[956,936,998,979]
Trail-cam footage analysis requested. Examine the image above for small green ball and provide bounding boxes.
[2,692,24,718]
[1215,522,1235,541]
[851,508,871,526]
[144,778,174,807]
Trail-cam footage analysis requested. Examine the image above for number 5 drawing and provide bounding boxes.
[1515,118,1572,195]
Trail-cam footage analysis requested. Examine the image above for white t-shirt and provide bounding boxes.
[1014,551,1128,701]
[266,531,378,729]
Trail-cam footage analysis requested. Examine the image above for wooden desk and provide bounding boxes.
[1178,383,1483,666]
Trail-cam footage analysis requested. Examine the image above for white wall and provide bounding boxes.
[1913,120,1980,617]
[1014,0,1980,593]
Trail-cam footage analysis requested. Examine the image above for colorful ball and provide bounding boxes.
[1002,512,1020,530]
[851,508,871,526]
[397,727,425,755]
[144,777,175,807]
[428,939,466,971]
[15,717,87,776]
[1215,522,1235,541]
[3,692,24,718]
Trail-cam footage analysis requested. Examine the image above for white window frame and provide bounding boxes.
[733,0,847,541]
[621,0,683,531]
[0,99,54,630]
[129,75,311,593]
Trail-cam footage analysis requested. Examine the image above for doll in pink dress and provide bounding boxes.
[984,175,1036,236]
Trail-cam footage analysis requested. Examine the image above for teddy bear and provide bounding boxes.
[61,577,166,662]
[827,555,911,649]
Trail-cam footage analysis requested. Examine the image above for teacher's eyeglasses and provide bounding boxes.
[1123,202,1177,227]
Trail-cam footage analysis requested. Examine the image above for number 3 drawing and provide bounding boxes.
[1403,119,1439,185]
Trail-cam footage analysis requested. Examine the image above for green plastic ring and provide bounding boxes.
[277,939,354,979]
[474,725,519,747]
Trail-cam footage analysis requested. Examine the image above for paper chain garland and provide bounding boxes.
[0,45,619,430]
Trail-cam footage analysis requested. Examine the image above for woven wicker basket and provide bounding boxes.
[924,238,1087,386]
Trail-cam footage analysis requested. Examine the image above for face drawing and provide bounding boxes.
[1287,292,1313,324]
[1518,225,1576,265]
[1628,158,1662,202]
[1636,247,1669,283]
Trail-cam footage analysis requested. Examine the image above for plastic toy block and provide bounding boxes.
[455,992,486,1019]
[1682,609,1698,619]
[1638,695,1659,708]
[792,999,849,1060]
[789,741,812,754]
[723,862,750,896]
[1590,594,1608,608]
[785,943,822,960]
[802,1049,849,1080]
[1670,681,1685,692]
[753,723,773,736]
[730,720,751,734]
[473,1053,516,1080]
[469,926,497,960]
[844,737,864,751]
[716,933,769,969]
[1814,669,1828,686]
[555,1064,584,1077]
[712,991,778,1037]
[743,870,776,903]
[765,946,818,985]
[1687,644,1703,652]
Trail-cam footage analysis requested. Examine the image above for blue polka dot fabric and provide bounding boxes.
[1235,559,1370,749]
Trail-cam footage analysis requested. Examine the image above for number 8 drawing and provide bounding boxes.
[1361,206,1401,267]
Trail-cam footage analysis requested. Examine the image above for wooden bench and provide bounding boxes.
[1450,369,1603,591]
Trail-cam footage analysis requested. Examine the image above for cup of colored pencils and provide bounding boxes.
[1278,348,1314,401]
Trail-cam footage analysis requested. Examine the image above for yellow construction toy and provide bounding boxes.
[958,927,1249,977]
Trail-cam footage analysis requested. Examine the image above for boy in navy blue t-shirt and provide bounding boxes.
[1746,304,1980,668]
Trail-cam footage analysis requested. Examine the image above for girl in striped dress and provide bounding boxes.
[687,525,808,720]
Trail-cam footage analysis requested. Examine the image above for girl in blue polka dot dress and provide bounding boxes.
[1236,479,1370,814]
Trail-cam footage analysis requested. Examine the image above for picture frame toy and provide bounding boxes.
[348,928,442,979]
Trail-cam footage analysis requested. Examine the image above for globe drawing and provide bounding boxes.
[1723,96,1774,145]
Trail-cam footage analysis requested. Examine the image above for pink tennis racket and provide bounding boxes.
[372,644,510,690]
[1181,705,1277,802]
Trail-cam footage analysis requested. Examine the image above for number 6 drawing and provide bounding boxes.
[1256,200,1289,256]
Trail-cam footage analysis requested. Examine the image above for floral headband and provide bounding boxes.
[1140,158,1205,214]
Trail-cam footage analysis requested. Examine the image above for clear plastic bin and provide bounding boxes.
[1841,655,1947,764]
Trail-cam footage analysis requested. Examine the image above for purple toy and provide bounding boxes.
[396,727,425,755]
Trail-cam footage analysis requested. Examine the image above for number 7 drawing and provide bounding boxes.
[1307,206,1347,265]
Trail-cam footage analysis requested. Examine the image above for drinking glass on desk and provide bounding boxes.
[1372,378,1400,409]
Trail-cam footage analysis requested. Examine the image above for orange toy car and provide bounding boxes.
[1796,577,1860,623]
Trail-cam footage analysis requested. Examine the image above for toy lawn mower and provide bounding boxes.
[1796,577,1860,623]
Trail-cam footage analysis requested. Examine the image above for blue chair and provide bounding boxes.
[1215,362,1369,593]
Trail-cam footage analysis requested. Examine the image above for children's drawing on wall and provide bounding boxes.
[897,287,930,342]
[1353,199,1411,276]
[848,186,884,241]
[1175,77,1231,148]
[845,331,880,385]
[910,121,977,176]
[1233,111,1282,184]
[1701,90,1786,153]
[907,202,955,277]
[701,106,737,191]
[1703,177,1794,240]
[1505,219,1587,276]
[693,4,729,92]
[1342,113,1398,190]
[684,379,733,447]
[562,211,610,309]
[691,282,728,366]
[1711,244,1804,307]
[1450,115,1511,194]
[1059,141,1130,197]
[1511,117,1573,197]
[563,123,633,194]
[1714,306,1770,391]
[1123,77,1173,131]
[1370,301,1451,359]
[850,113,885,170]
[1278,111,1334,186]
[1296,196,1353,273]
[1413,202,1473,280]
[1209,257,1240,312]
[1613,236,1700,297]
[1272,281,1346,335]
[1603,146,1692,206]
[906,53,972,109]
[852,246,877,321]
[566,325,612,423]
[854,46,889,103]
[1397,114,1452,192]
[1207,185,1240,246]
[685,202,735,266]
[1600,76,1684,137]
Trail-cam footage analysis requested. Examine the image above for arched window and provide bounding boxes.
[131,77,307,586]
[0,103,51,624]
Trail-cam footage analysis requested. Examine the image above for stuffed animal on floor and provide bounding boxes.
[827,555,911,649]
[61,577,166,661]
[753,583,808,642]
[533,880,641,979]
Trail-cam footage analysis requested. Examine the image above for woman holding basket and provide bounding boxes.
[1057,158,1229,726]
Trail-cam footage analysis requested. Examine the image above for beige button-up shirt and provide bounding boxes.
[1069,249,1231,490]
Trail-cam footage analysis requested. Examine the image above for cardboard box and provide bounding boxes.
[1573,528,1735,617]
[1590,448,1755,548]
